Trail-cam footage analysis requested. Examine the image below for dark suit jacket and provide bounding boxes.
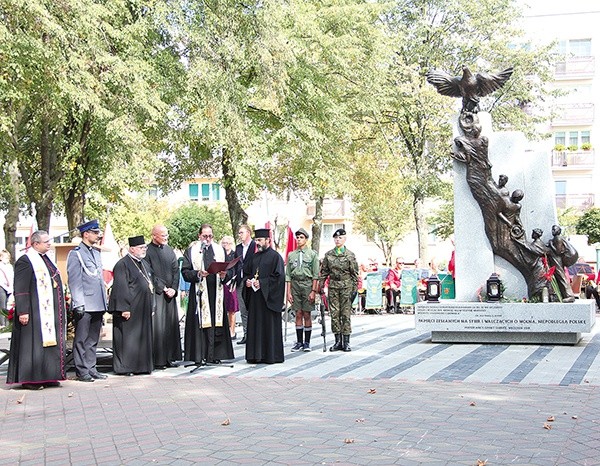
[234,239,256,286]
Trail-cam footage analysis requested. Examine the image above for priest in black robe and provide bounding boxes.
[108,236,154,375]
[181,224,234,364]
[144,225,182,368]
[245,228,285,364]
[7,230,66,389]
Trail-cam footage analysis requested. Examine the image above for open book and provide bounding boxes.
[205,255,242,275]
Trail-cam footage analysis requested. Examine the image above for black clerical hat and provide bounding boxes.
[254,229,270,239]
[128,235,146,247]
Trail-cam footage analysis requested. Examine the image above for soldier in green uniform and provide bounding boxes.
[318,228,359,352]
[286,228,320,352]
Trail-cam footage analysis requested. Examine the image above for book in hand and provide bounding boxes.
[205,255,242,275]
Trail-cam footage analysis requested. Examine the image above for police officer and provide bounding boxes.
[67,219,108,382]
[318,228,359,352]
[286,228,320,352]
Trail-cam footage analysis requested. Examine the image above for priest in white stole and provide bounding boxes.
[7,230,66,389]
[181,224,234,364]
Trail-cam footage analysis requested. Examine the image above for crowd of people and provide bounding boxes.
[4,222,366,389]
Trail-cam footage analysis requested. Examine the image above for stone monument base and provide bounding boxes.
[415,300,596,345]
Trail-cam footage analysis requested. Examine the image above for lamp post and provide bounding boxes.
[486,273,502,302]
[426,275,441,303]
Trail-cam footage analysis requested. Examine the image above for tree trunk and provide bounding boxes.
[64,189,85,239]
[3,160,21,262]
[221,148,248,235]
[413,195,429,263]
[36,119,53,232]
[311,194,324,255]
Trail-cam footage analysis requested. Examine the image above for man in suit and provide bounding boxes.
[67,219,108,382]
[234,224,255,345]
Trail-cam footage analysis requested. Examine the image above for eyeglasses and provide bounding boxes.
[201,234,213,239]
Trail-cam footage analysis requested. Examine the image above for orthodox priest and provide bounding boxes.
[181,224,234,364]
[7,231,66,389]
[108,236,154,376]
[144,225,182,369]
[245,228,285,364]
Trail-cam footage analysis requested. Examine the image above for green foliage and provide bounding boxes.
[581,142,592,151]
[557,207,582,237]
[553,143,566,152]
[428,200,455,241]
[576,208,600,245]
[567,144,579,152]
[166,203,231,251]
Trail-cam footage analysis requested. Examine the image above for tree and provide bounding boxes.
[351,146,414,263]
[166,203,231,251]
[576,208,600,245]
[366,0,557,261]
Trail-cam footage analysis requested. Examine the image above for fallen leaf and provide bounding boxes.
[221,418,230,426]
[547,416,555,422]
[543,423,552,430]
[68,392,74,398]
[476,460,488,466]
[16,394,25,404]
[355,418,365,423]
[343,438,355,444]
[368,389,376,394]
[469,401,476,406]
[572,415,578,420]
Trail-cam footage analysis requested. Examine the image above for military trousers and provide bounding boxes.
[328,285,353,335]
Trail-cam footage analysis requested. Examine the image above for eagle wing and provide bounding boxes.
[426,70,462,98]
[475,67,514,97]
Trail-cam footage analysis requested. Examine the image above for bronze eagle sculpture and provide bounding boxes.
[426,66,514,113]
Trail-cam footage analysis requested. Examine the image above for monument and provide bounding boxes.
[415,66,596,344]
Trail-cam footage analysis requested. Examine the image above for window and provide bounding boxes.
[554,132,565,146]
[555,180,566,195]
[189,183,199,200]
[201,183,210,201]
[569,39,591,57]
[569,132,579,147]
[581,131,590,144]
[211,183,220,201]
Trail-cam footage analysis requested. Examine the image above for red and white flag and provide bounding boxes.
[100,221,120,286]
[284,225,297,264]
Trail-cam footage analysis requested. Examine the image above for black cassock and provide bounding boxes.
[246,247,285,364]
[7,254,67,384]
[108,255,154,375]
[144,242,182,366]
[181,244,234,364]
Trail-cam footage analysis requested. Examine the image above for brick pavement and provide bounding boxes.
[1,314,600,465]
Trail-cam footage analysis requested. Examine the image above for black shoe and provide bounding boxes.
[21,383,44,390]
[44,381,61,387]
[90,372,108,380]
[77,374,95,382]
[237,336,247,345]
[155,365,167,370]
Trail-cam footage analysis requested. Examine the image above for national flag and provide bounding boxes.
[100,221,120,286]
[284,225,297,264]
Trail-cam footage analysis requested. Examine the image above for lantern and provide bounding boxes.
[426,275,441,303]
[486,273,502,302]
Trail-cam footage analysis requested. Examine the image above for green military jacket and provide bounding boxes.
[319,247,359,290]
[286,246,319,282]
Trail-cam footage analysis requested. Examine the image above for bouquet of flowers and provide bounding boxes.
[541,256,562,302]
[1,300,15,333]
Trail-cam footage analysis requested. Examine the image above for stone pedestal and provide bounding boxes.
[415,300,596,345]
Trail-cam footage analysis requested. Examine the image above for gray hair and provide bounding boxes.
[30,230,49,244]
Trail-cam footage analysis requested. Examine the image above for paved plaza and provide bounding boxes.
[1,313,599,465]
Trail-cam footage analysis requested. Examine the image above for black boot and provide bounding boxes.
[342,334,351,352]
[329,334,343,352]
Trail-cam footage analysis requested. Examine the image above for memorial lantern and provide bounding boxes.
[426,275,441,303]
[486,273,503,302]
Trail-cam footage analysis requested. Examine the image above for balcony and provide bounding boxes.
[551,149,595,168]
[551,103,594,126]
[555,56,595,80]
[306,198,349,219]
[555,194,595,210]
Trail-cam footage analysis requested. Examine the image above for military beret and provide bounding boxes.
[333,228,347,238]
